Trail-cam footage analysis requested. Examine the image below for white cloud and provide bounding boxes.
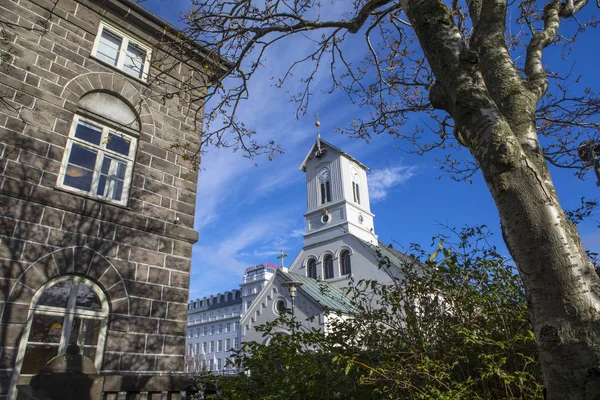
[369,165,416,202]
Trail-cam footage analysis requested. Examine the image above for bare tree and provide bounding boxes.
[158,0,600,398]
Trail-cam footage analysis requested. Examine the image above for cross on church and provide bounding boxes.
[277,249,288,268]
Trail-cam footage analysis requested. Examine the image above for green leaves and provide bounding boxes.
[200,226,542,399]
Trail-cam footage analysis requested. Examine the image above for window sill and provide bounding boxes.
[53,185,131,211]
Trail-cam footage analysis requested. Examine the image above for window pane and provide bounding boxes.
[67,144,98,170]
[69,317,101,347]
[28,314,64,344]
[21,344,59,374]
[106,133,131,156]
[37,280,73,308]
[122,43,145,78]
[100,156,126,179]
[63,165,94,192]
[74,121,102,145]
[75,283,101,311]
[96,29,121,66]
[97,156,126,200]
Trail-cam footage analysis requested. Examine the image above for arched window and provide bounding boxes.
[324,255,334,279]
[15,276,108,379]
[307,259,317,279]
[320,181,332,204]
[340,250,352,275]
[352,182,360,204]
[57,92,139,206]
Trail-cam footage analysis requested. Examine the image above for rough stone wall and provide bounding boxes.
[0,0,210,396]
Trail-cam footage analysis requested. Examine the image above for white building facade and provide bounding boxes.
[185,263,280,373]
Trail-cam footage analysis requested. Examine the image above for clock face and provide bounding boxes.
[318,167,329,181]
[351,167,359,179]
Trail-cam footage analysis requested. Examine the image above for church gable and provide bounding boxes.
[240,270,326,344]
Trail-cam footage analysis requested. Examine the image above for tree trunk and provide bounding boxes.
[401,0,600,397]
[475,120,600,399]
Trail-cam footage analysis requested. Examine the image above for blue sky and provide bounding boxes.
[141,1,600,300]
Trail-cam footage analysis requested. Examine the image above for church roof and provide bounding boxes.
[284,272,358,314]
[359,239,419,270]
[299,138,371,172]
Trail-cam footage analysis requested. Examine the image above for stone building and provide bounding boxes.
[0,0,225,398]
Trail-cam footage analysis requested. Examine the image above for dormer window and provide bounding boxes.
[92,22,151,81]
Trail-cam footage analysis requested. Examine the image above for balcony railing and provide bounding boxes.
[187,311,241,326]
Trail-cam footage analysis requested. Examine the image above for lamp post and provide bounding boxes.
[577,140,600,186]
[281,280,303,319]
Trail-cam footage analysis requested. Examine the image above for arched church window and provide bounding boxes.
[307,258,317,279]
[324,255,334,279]
[320,182,331,204]
[57,92,139,206]
[353,182,361,204]
[15,276,108,379]
[340,250,352,275]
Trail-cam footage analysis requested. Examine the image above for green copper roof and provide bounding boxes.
[284,272,358,314]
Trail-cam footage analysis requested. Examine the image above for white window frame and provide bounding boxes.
[57,115,137,206]
[9,276,109,399]
[91,21,152,81]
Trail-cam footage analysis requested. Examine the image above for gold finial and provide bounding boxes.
[315,112,323,156]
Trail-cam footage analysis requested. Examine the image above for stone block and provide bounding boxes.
[162,287,187,303]
[150,301,167,319]
[155,355,183,372]
[164,256,190,272]
[0,322,25,347]
[119,354,155,372]
[102,352,120,371]
[127,316,158,334]
[166,302,187,321]
[1,303,29,323]
[169,271,189,289]
[51,246,74,274]
[129,248,164,267]
[0,347,17,369]
[124,281,162,300]
[150,157,180,177]
[172,241,192,258]
[108,258,136,280]
[41,208,64,228]
[107,281,127,302]
[163,336,185,355]
[108,314,129,332]
[158,320,186,336]
[129,297,151,317]
[106,331,147,353]
[145,334,163,354]
[147,267,169,285]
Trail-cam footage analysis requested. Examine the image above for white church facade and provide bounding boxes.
[186,136,413,366]
[240,137,411,343]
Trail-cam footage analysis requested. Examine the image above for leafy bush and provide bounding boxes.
[204,226,543,399]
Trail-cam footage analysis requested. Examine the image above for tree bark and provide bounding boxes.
[401,0,600,398]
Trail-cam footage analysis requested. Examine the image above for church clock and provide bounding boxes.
[318,167,329,181]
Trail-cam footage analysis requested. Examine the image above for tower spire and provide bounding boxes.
[314,112,325,157]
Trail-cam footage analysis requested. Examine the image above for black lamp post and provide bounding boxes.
[281,280,303,319]
[577,140,600,186]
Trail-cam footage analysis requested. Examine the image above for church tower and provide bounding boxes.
[299,133,378,247]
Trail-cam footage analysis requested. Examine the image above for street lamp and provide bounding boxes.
[577,140,600,186]
[281,280,303,318]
